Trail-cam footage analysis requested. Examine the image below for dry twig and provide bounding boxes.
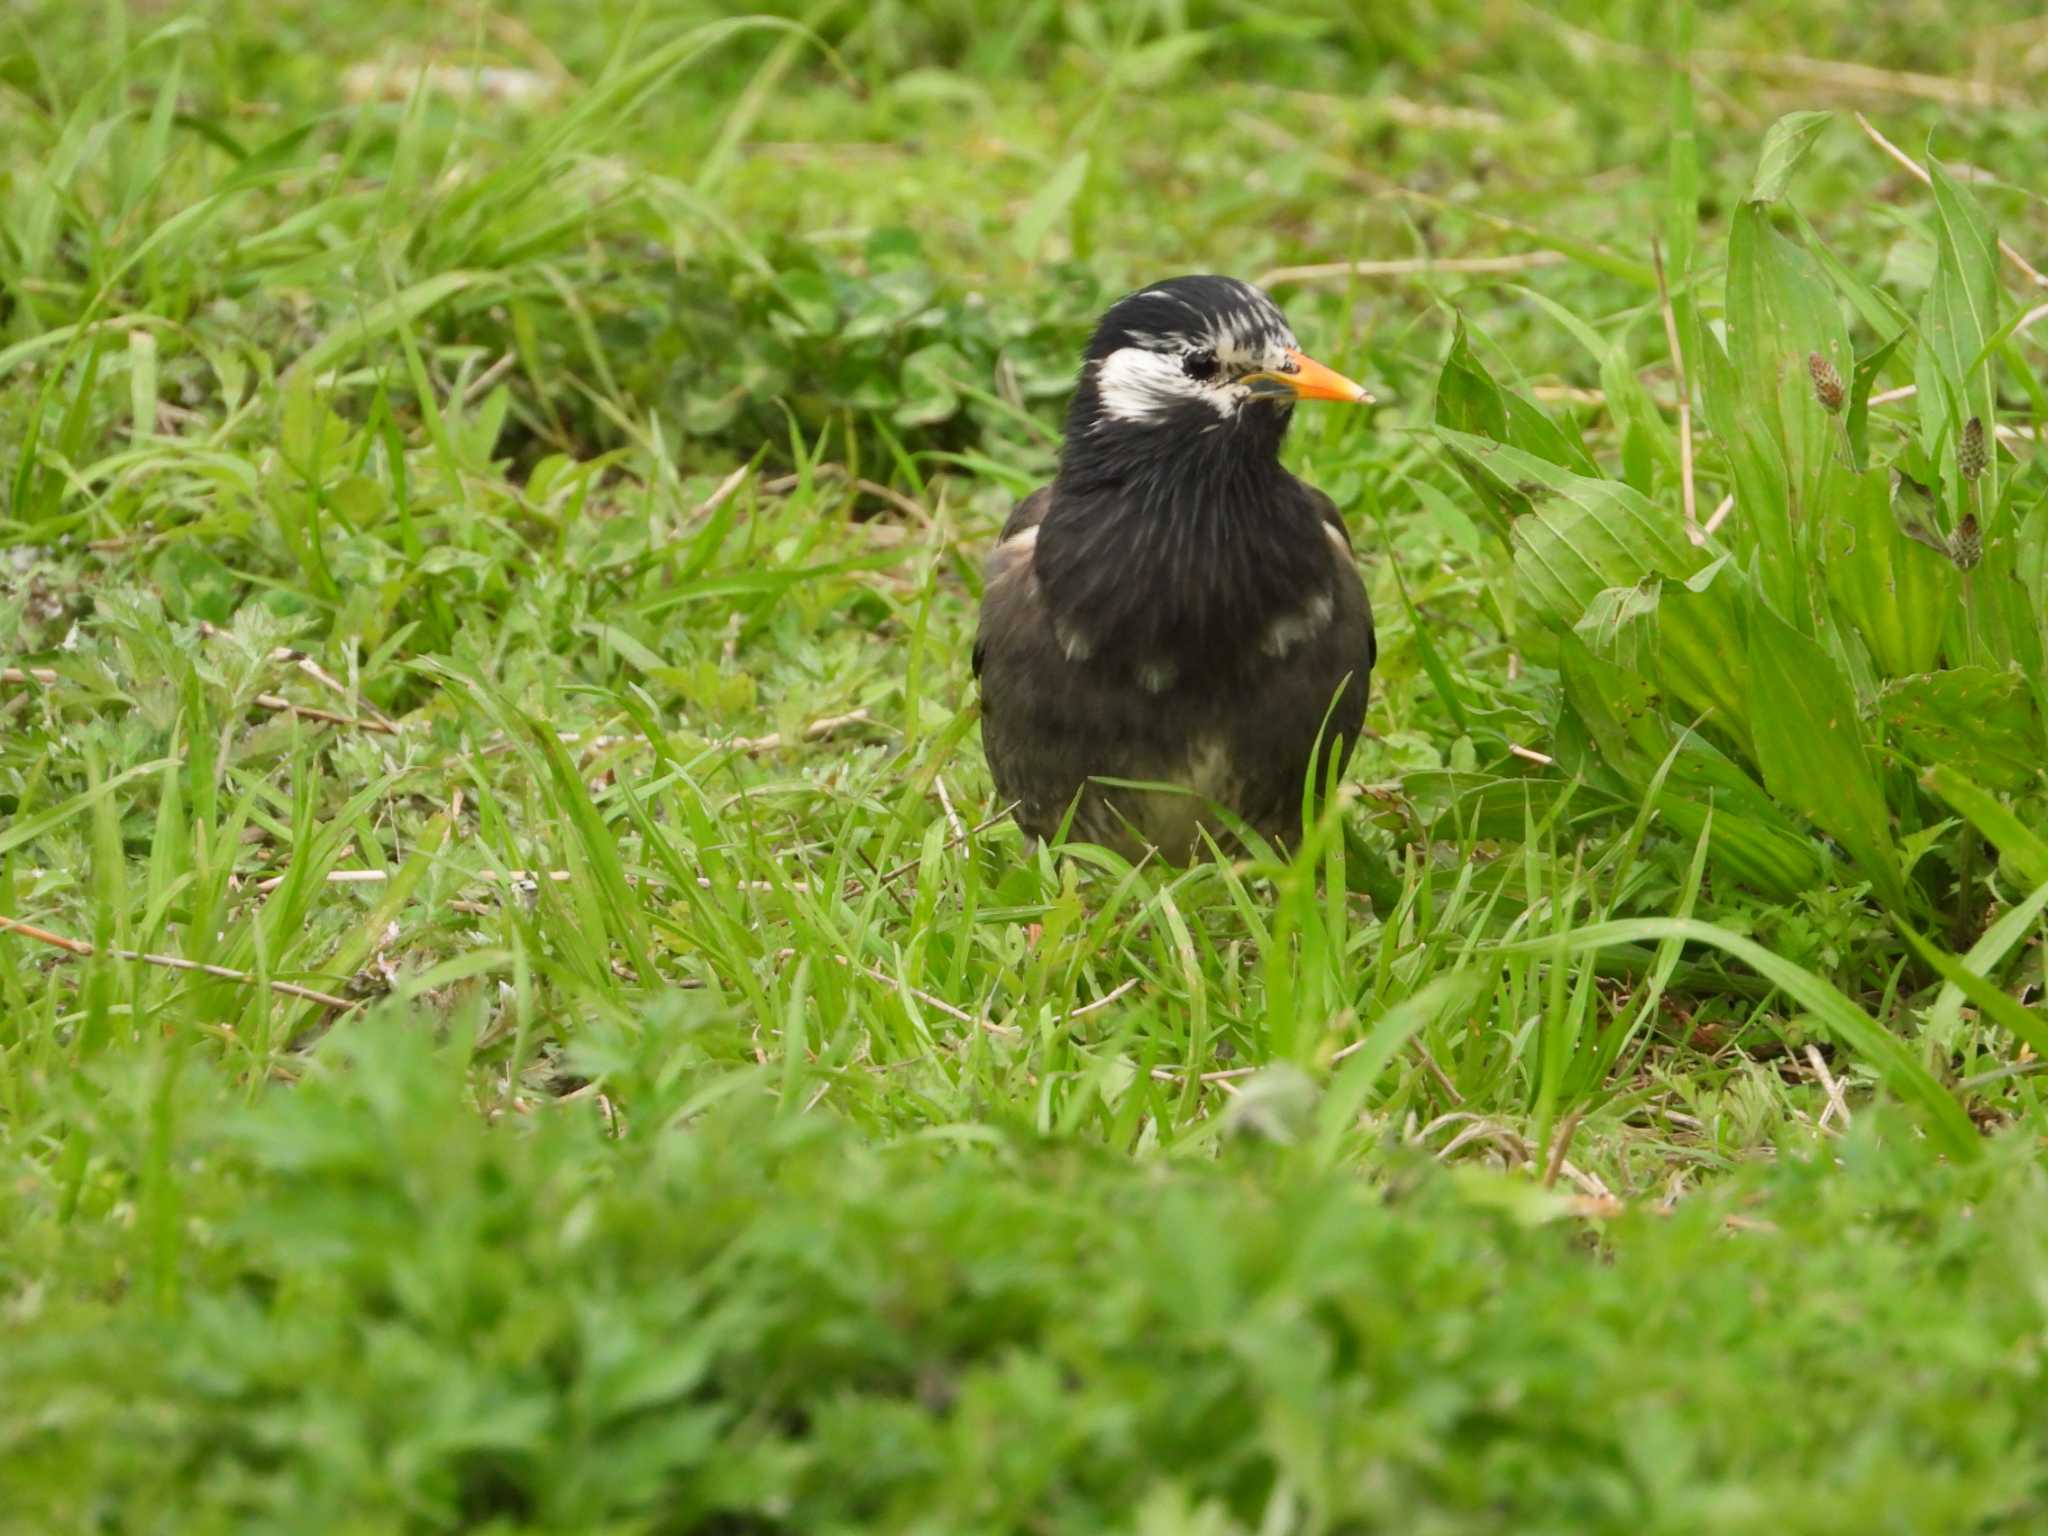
[686,463,751,523]
[728,708,873,754]
[759,464,935,526]
[1702,50,2023,110]
[1650,239,1702,545]
[255,693,401,734]
[1257,251,1565,288]
[1855,114,2048,288]
[1806,1044,1853,1130]
[1543,1105,1591,1189]
[0,913,358,1011]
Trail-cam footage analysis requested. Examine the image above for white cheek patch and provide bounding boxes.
[1094,347,1235,424]
[1090,278,1300,426]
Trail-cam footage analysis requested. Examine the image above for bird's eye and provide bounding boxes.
[1181,348,1219,381]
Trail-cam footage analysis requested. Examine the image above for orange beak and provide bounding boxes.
[1245,348,1374,404]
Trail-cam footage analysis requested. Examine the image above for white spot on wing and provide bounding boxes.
[1054,616,1094,661]
[1124,736,1238,854]
[1184,736,1235,800]
[1260,590,1335,657]
[1137,660,1177,693]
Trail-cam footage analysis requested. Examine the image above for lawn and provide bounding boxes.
[4,1,2048,1530]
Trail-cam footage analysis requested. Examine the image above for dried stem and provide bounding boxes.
[1700,50,2022,110]
[1256,251,1566,288]
[1855,114,2048,288]
[728,708,873,754]
[8,662,398,735]
[0,913,358,1011]
[255,693,400,734]
[1650,239,1702,546]
[757,464,934,526]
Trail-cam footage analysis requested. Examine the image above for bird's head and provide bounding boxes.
[1036,274,1370,668]
[1062,275,1370,466]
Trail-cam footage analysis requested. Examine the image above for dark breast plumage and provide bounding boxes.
[974,481,1375,859]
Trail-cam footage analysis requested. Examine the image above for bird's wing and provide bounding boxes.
[974,485,1052,679]
[1305,483,1353,554]
[997,483,1053,546]
[1304,483,1376,674]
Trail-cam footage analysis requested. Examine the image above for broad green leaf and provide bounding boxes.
[1846,330,1906,473]
[1653,794,1823,900]
[1435,320,1596,476]
[1573,581,1662,674]
[1881,666,2043,789]
[1957,507,2048,680]
[1399,772,1605,845]
[1917,157,2002,511]
[1922,763,2048,891]
[1663,0,1698,282]
[1748,111,1833,204]
[1558,634,1819,897]
[1747,603,1906,910]
[895,341,970,427]
[1725,204,1852,620]
[1437,430,1704,629]
[1821,467,1955,678]
[1652,558,1757,763]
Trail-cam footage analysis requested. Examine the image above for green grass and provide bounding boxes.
[4,1,2048,1530]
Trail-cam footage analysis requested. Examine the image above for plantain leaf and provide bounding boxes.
[1437,431,1704,629]
[1821,467,1956,678]
[1921,763,2048,892]
[1747,602,1906,910]
[1748,111,1833,204]
[1434,323,1596,539]
[1881,666,2043,790]
[1652,558,1757,763]
[1958,504,2048,680]
[1917,156,2002,513]
[1846,330,1906,473]
[1726,204,1852,620]
[1558,634,1820,897]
